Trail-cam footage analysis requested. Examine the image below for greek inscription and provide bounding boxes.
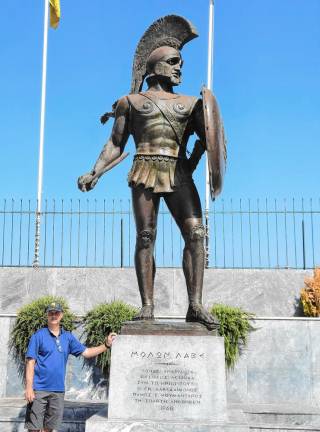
[130,351,205,360]
[131,366,202,412]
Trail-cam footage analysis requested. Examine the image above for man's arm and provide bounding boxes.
[25,358,36,403]
[81,344,107,359]
[81,332,116,359]
[78,97,130,192]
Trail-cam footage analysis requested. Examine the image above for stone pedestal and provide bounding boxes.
[86,322,248,432]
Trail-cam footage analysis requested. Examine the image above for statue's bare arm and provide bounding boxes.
[188,98,206,173]
[78,97,130,192]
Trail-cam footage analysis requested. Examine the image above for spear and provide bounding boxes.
[33,0,60,267]
[205,0,215,268]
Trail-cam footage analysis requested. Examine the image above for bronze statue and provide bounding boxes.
[78,16,226,330]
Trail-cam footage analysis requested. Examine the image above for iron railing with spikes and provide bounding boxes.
[0,198,319,269]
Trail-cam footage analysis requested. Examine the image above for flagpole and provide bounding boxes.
[33,0,49,267]
[205,0,215,268]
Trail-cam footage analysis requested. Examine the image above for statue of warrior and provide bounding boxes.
[78,16,226,330]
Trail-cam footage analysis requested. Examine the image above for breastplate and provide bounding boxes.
[127,93,197,157]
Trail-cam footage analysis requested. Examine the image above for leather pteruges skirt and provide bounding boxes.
[127,154,193,194]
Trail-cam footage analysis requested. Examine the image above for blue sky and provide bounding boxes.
[1,0,320,203]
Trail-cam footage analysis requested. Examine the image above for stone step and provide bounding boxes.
[249,425,320,431]
[248,413,320,427]
[230,403,320,431]
[0,398,105,432]
[3,399,320,432]
[0,418,85,432]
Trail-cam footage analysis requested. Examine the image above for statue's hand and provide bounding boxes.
[77,172,99,192]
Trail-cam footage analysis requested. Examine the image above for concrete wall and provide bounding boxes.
[228,318,320,407]
[0,317,10,398]
[1,316,320,410]
[1,266,318,411]
[0,267,312,317]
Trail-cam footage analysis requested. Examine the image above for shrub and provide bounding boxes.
[210,304,254,369]
[82,301,138,375]
[301,267,320,317]
[9,296,76,379]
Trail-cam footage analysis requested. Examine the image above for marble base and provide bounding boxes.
[108,322,227,422]
[85,322,248,432]
[86,407,249,432]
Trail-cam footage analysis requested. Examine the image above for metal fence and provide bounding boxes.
[1,198,319,269]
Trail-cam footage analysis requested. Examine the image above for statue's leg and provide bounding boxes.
[164,182,219,330]
[131,186,160,320]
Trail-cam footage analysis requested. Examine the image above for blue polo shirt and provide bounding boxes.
[26,327,86,392]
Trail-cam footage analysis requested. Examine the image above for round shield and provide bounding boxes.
[202,86,226,198]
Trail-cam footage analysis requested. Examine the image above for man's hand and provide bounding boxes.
[105,332,117,348]
[25,358,36,403]
[82,333,117,358]
[77,172,99,192]
[25,387,35,403]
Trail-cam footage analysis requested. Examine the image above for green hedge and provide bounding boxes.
[211,304,255,369]
[82,301,138,375]
[9,296,76,379]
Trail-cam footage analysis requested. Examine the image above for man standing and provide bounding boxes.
[24,302,116,432]
[78,16,226,330]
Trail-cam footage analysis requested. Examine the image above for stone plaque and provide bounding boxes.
[108,334,227,422]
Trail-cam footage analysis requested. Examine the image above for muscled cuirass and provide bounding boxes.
[127,92,198,158]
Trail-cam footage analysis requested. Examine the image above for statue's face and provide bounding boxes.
[147,47,183,86]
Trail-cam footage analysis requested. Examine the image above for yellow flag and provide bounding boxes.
[49,0,60,29]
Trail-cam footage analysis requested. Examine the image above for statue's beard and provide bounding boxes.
[149,73,181,86]
[170,73,181,85]
[146,71,182,88]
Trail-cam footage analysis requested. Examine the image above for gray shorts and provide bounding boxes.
[25,390,65,430]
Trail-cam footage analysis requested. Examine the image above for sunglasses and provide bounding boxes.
[48,311,62,316]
